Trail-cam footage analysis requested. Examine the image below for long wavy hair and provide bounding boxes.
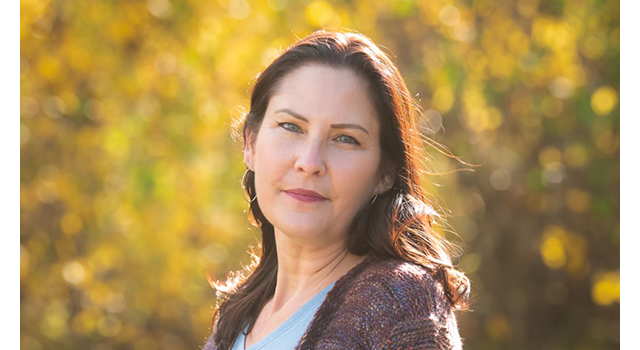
[211,30,470,350]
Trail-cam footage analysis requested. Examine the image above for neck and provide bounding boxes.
[269,229,365,312]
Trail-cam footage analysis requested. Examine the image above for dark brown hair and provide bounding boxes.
[211,30,470,350]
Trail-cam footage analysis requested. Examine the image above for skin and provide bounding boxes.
[243,65,393,348]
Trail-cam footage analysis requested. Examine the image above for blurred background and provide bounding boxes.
[20,0,619,349]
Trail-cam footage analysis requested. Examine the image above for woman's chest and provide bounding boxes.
[243,303,302,348]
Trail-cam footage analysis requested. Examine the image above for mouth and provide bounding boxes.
[283,188,328,203]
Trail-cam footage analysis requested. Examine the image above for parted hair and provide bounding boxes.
[211,30,470,350]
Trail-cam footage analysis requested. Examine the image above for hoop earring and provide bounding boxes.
[371,194,378,204]
[241,169,257,203]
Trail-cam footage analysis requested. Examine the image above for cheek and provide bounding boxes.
[253,133,292,180]
[332,155,380,197]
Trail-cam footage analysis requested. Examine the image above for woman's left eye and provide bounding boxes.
[335,135,360,145]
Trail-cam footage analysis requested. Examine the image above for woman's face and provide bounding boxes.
[244,65,392,247]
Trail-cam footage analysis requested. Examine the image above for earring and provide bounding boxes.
[371,194,378,204]
[241,169,257,202]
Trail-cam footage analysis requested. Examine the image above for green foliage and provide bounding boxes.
[21,0,619,349]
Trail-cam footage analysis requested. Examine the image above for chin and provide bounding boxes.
[278,221,323,236]
[274,221,338,242]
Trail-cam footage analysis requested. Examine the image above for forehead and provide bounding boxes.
[266,65,378,127]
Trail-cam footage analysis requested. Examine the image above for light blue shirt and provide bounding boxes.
[231,282,335,350]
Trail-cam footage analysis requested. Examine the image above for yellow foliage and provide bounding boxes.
[507,29,531,55]
[91,244,124,272]
[595,130,620,154]
[37,56,62,82]
[102,127,130,159]
[466,106,503,133]
[541,96,564,118]
[21,245,30,279]
[305,0,340,27]
[108,21,136,44]
[591,271,620,306]
[538,146,562,165]
[563,142,589,168]
[565,189,591,213]
[40,300,69,339]
[72,309,101,335]
[533,17,576,51]
[60,212,83,235]
[459,253,482,274]
[581,32,608,60]
[62,260,85,285]
[539,226,589,277]
[516,0,539,18]
[487,314,511,340]
[432,86,455,112]
[540,234,566,269]
[591,86,618,116]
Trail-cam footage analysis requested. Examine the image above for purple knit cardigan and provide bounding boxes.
[202,254,463,350]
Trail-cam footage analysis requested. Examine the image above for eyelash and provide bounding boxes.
[335,134,360,145]
[277,122,301,133]
[276,122,361,146]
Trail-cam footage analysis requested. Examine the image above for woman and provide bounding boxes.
[204,30,470,350]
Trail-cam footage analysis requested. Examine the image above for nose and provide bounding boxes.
[294,138,326,177]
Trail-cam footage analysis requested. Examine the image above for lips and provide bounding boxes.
[284,188,328,203]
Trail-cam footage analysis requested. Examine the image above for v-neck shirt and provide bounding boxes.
[231,282,335,350]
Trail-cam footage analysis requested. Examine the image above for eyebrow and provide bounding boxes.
[274,108,370,135]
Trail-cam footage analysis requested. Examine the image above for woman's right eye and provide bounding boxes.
[277,122,301,133]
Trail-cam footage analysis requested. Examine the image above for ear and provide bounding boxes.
[243,129,256,171]
[374,163,396,195]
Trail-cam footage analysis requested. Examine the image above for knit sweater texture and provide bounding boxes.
[203,254,463,350]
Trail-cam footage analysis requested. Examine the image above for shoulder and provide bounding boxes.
[345,256,450,315]
[327,255,462,349]
[356,256,436,287]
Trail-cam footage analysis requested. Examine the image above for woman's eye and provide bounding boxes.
[277,122,301,133]
[335,135,360,145]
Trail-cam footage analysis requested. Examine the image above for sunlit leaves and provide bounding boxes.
[591,271,620,306]
[539,225,589,278]
[591,86,618,116]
